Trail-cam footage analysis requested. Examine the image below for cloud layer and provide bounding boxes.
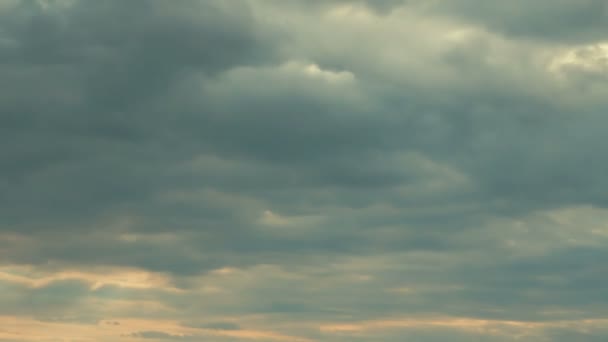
[2,0,608,341]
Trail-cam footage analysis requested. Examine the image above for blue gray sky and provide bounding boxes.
[1,0,608,341]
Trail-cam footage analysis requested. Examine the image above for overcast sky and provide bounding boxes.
[1,0,608,341]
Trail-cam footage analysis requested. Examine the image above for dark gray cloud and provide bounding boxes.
[0,0,274,231]
[432,0,608,43]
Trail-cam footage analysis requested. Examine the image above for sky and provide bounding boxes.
[1,0,608,341]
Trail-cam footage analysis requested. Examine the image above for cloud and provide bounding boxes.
[128,331,193,340]
[2,0,608,341]
[429,0,608,43]
[198,322,241,331]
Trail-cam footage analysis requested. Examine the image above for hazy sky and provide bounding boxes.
[2,0,608,341]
